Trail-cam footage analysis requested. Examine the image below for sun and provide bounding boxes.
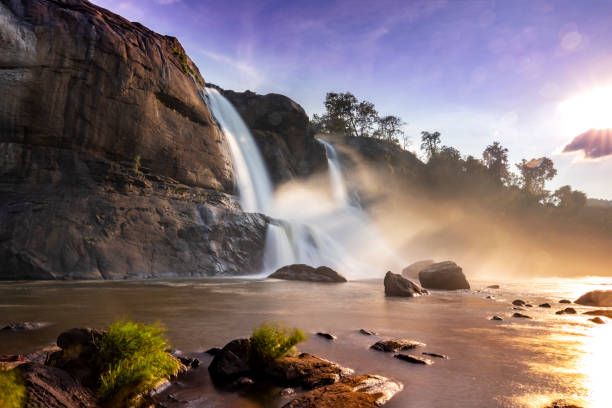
[558,86,612,133]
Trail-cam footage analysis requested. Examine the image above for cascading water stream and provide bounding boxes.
[201,87,404,278]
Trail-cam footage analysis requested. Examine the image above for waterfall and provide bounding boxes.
[317,138,349,206]
[202,87,404,278]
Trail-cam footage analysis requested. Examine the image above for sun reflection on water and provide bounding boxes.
[577,320,612,407]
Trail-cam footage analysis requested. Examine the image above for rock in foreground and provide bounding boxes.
[401,260,434,278]
[384,271,427,297]
[574,290,612,307]
[283,374,403,408]
[370,339,425,353]
[269,264,347,282]
[265,353,354,389]
[417,261,470,290]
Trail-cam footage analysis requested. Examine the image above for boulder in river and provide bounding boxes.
[208,339,251,384]
[283,374,403,408]
[0,322,48,332]
[512,312,531,319]
[417,261,470,290]
[574,290,612,307]
[269,264,347,283]
[583,310,612,319]
[512,299,526,306]
[394,354,433,365]
[559,299,572,304]
[370,339,425,353]
[556,307,577,315]
[265,353,354,389]
[539,303,551,308]
[384,271,427,297]
[486,285,500,289]
[359,329,377,336]
[490,316,503,321]
[316,332,337,340]
[588,317,605,324]
[401,260,434,278]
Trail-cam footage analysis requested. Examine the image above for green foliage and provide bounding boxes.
[0,367,26,408]
[96,321,180,407]
[420,131,441,159]
[132,154,141,174]
[248,322,306,366]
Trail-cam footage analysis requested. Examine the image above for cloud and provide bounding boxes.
[563,128,612,159]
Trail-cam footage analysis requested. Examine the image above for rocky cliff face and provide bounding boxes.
[221,89,327,185]
[0,0,272,279]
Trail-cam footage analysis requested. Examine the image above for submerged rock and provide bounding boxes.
[539,303,551,308]
[512,312,531,319]
[265,353,353,389]
[422,352,448,359]
[359,329,377,336]
[512,299,526,306]
[486,285,500,289]
[0,322,48,332]
[417,261,470,290]
[544,398,585,408]
[574,290,612,307]
[583,310,612,319]
[490,316,503,321]
[588,317,606,324]
[556,307,577,315]
[559,299,572,304]
[401,260,434,278]
[316,332,337,340]
[283,374,403,408]
[394,354,433,365]
[370,339,425,353]
[384,271,426,297]
[269,264,347,283]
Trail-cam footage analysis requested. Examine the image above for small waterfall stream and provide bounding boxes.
[202,87,403,278]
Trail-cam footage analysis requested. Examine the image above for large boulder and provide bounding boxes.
[208,339,251,384]
[574,290,612,307]
[370,339,425,353]
[265,353,353,389]
[401,260,434,278]
[418,261,470,290]
[269,264,347,283]
[283,374,403,408]
[384,271,426,297]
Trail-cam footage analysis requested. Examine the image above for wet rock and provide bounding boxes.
[0,322,47,332]
[539,303,552,308]
[513,307,525,311]
[583,310,612,319]
[283,374,403,408]
[269,264,347,283]
[588,317,605,324]
[525,304,533,307]
[556,307,577,315]
[384,271,426,297]
[208,339,251,384]
[19,362,99,408]
[265,353,353,389]
[370,339,425,353]
[280,387,296,396]
[47,328,105,388]
[512,312,531,319]
[512,299,526,306]
[574,290,612,307]
[544,399,585,408]
[401,260,434,278]
[486,285,500,289]
[418,261,470,290]
[559,299,572,304]
[316,332,337,340]
[422,352,448,359]
[359,329,377,336]
[232,376,255,387]
[491,316,503,321]
[394,354,433,365]
[486,295,495,299]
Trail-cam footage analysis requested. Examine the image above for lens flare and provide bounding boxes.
[558,86,612,133]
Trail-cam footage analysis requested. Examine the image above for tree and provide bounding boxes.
[374,115,406,144]
[420,131,441,159]
[516,157,557,197]
[482,141,509,184]
[439,145,461,161]
[553,185,587,212]
[322,92,378,138]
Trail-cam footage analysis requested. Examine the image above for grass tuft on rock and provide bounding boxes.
[95,320,180,407]
[249,322,306,366]
[0,367,26,408]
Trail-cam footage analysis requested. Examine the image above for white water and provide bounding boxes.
[202,87,404,278]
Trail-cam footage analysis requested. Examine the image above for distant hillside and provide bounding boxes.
[588,198,612,207]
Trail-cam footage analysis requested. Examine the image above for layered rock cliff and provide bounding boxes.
[1,0,323,279]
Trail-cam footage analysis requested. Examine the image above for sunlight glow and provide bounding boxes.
[558,86,612,133]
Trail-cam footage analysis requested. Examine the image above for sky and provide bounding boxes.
[94,0,612,199]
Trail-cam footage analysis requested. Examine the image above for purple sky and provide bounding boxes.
[94,0,612,199]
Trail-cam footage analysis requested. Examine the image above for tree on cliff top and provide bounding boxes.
[483,141,510,185]
[420,131,441,159]
[516,157,557,198]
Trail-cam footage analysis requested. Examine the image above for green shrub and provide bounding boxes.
[0,367,26,408]
[95,321,180,407]
[132,154,141,174]
[248,322,306,366]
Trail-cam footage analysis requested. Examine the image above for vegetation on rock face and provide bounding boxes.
[0,367,26,408]
[248,322,306,366]
[95,321,180,407]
